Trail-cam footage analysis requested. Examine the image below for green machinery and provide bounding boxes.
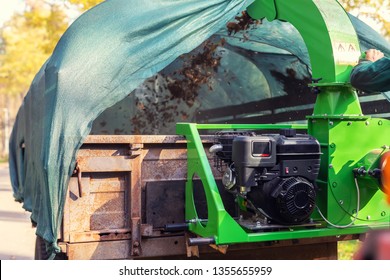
[176,0,390,246]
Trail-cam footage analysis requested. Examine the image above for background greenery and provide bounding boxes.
[339,240,361,260]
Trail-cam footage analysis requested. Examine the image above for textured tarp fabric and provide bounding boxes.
[350,57,390,93]
[89,15,390,136]
[8,0,390,258]
[9,0,251,258]
[90,19,313,135]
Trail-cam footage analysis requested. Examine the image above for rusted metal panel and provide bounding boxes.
[142,160,188,182]
[143,148,188,161]
[145,181,185,228]
[68,225,155,243]
[67,240,131,260]
[82,135,214,144]
[141,224,154,237]
[64,235,350,260]
[90,192,125,213]
[66,172,129,234]
[130,153,143,256]
[68,176,91,232]
[83,135,185,144]
[66,236,187,260]
[77,156,132,172]
[61,135,354,259]
[89,175,126,193]
[91,212,126,231]
[77,146,130,157]
[69,229,132,243]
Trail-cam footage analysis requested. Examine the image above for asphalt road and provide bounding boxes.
[0,162,35,260]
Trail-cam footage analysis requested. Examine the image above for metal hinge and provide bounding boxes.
[73,161,83,198]
[129,143,143,157]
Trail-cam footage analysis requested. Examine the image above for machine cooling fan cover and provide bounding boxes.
[277,177,316,223]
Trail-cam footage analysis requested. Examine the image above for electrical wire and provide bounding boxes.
[316,177,361,228]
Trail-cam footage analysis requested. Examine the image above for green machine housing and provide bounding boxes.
[176,0,390,246]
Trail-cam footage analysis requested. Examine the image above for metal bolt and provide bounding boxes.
[366,215,371,220]
[339,200,344,205]
[330,143,335,148]
[133,248,140,256]
[332,182,338,188]
[329,164,333,169]
[347,121,352,126]
[365,121,370,126]
[133,241,140,247]
[329,121,334,126]
[381,211,386,217]
[378,120,383,126]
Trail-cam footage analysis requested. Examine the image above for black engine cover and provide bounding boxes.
[247,176,316,224]
[215,129,321,225]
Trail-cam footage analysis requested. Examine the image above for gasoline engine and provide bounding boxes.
[211,129,321,227]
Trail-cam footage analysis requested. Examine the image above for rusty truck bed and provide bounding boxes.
[59,135,357,260]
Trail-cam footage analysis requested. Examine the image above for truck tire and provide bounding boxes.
[34,236,67,260]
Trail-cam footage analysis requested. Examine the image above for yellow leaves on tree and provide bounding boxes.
[339,0,390,39]
[68,0,104,11]
[0,3,68,97]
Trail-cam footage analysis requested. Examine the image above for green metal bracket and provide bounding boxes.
[309,117,390,226]
[177,123,308,244]
[176,123,390,245]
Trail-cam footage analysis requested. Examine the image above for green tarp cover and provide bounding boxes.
[8,0,390,258]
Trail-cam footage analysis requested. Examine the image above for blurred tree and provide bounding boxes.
[0,0,68,97]
[68,0,104,11]
[0,0,388,98]
[340,0,390,39]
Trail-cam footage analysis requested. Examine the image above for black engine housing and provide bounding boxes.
[214,129,321,225]
[247,176,317,224]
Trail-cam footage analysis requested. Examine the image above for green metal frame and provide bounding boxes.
[176,0,390,245]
